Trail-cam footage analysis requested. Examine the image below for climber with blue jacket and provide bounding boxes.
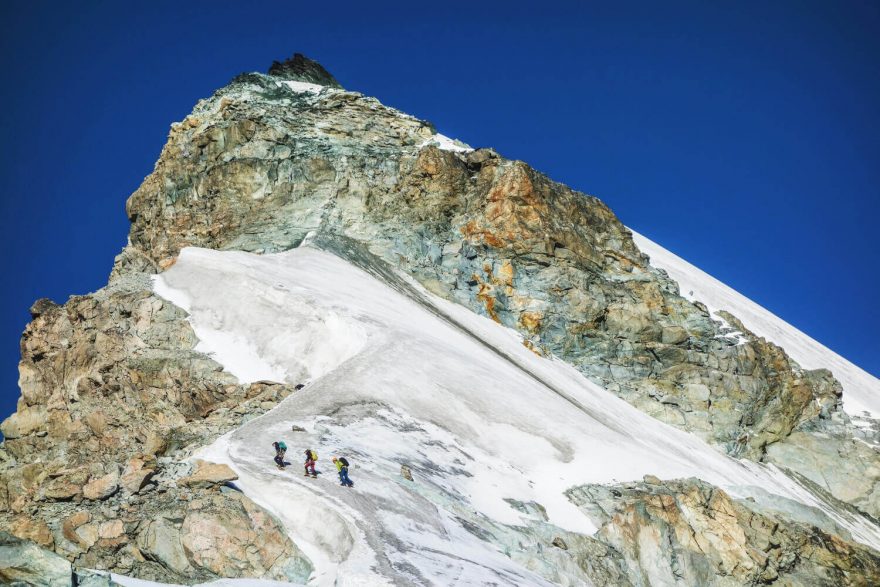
[333,456,354,487]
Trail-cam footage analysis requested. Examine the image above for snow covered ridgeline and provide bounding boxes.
[630,231,880,420]
[152,243,880,585]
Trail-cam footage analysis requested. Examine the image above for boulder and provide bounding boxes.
[660,325,689,345]
[0,532,72,586]
[73,569,123,587]
[61,511,91,548]
[179,491,311,582]
[177,460,238,488]
[83,469,119,501]
[120,457,156,494]
[136,516,192,575]
[10,515,53,548]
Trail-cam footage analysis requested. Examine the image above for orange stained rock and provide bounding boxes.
[460,220,506,249]
[496,260,514,286]
[522,339,544,357]
[416,146,444,176]
[519,311,543,333]
[61,511,91,546]
[11,515,54,547]
[473,277,500,323]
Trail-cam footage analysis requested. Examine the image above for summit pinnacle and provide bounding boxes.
[267,52,343,89]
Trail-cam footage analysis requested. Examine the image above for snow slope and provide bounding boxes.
[150,243,880,585]
[630,230,880,419]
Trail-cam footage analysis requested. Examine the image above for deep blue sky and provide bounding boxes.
[1,1,878,422]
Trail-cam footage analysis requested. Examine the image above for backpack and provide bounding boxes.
[278,441,287,451]
[339,457,349,467]
[310,450,318,461]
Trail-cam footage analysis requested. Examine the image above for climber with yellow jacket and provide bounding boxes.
[333,456,354,487]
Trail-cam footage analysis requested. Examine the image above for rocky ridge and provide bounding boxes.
[0,271,310,581]
[1,55,878,585]
[568,477,880,586]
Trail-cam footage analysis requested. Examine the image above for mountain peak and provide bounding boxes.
[267,52,343,88]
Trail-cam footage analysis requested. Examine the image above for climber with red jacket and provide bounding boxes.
[304,448,318,477]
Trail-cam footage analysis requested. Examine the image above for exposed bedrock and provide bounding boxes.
[568,477,880,586]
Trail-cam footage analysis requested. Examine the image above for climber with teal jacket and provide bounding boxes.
[272,440,287,469]
[333,456,354,487]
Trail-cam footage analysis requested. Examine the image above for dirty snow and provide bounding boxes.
[631,230,880,419]
[153,245,880,585]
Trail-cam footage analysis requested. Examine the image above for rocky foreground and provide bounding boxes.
[1,54,879,585]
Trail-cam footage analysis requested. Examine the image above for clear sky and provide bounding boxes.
[1,1,878,422]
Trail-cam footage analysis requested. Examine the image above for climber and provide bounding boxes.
[272,440,287,469]
[332,456,354,487]
[304,448,318,477]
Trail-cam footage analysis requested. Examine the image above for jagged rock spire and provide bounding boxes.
[267,53,343,88]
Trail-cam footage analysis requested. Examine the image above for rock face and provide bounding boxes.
[568,478,880,586]
[0,269,309,580]
[1,54,878,585]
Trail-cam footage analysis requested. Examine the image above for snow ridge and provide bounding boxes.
[630,230,880,419]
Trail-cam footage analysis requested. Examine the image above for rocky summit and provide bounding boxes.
[2,55,879,586]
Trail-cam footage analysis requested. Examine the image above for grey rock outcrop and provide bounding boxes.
[568,478,880,586]
[0,532,72,586]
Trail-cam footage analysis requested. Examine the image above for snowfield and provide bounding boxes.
[631,231,880,419]
[143,242,880,585]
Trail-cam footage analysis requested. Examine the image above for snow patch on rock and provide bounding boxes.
[420,133,473,153]
[279,80,327,94]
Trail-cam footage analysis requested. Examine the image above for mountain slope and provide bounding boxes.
[1,54,878,586]
[155,242,878,585]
